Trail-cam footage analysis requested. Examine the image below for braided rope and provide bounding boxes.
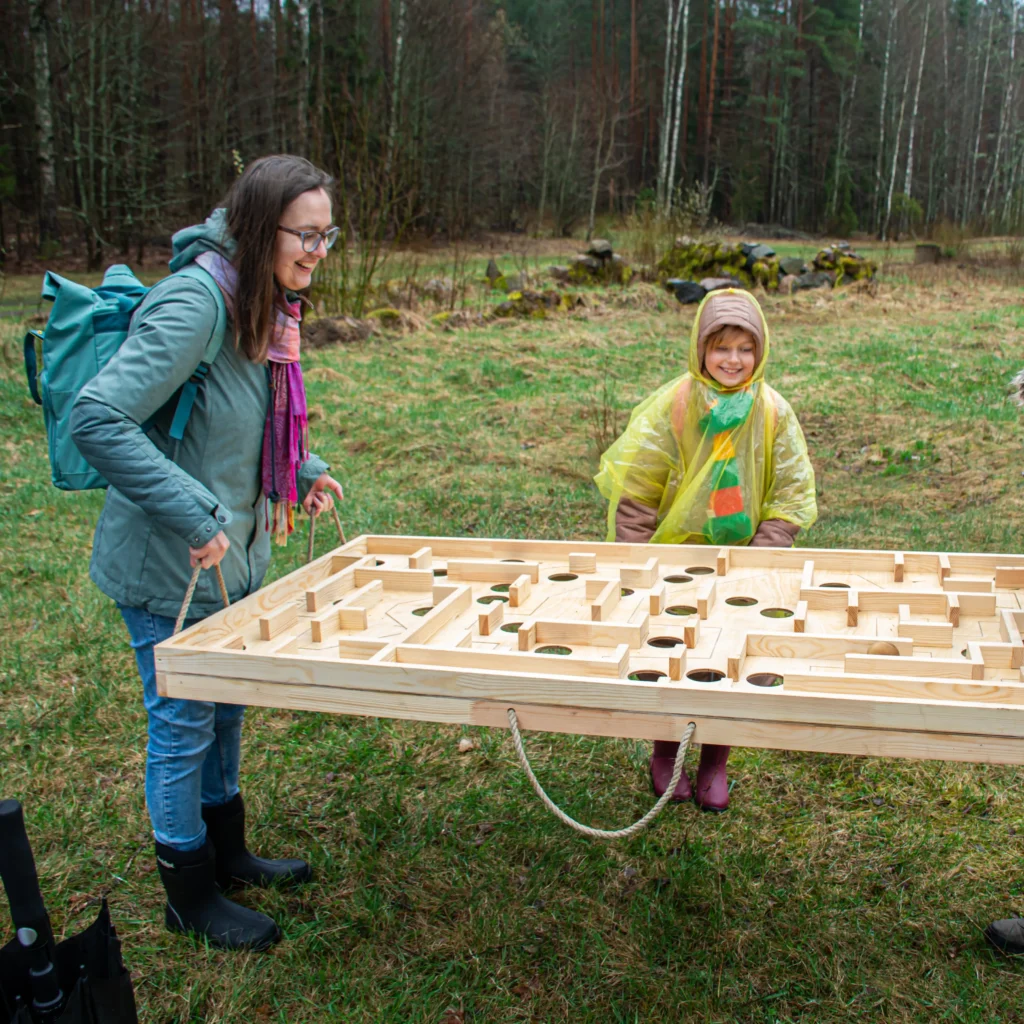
[174,563,229,636]
[506,710,696,840]
[307,505,347,564]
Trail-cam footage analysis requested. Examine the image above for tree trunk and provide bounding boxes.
[703,0,720,184]
[657,0,678,208]
[297,0,310,154]
[965,7,994,225]
[982,1,1017,223]
[30,0,59,246]
[873,0,897,232]
[666,0,689,210]
[901,0,930,229]
[882,63,911,240]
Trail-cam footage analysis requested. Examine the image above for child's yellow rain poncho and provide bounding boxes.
[595,289,817,545]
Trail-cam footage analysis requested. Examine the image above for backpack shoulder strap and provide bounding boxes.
[163,263,229,441]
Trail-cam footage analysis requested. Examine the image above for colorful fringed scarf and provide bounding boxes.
[196,251,308,545]
[699,386,755,544]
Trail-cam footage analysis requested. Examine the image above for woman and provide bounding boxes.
[71,155,344,951]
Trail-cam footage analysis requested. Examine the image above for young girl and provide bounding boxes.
[595,289,817,811]
[71,155,344,950]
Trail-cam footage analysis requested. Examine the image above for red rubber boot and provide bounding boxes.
[693,744,731,812]
[648,740,692,802]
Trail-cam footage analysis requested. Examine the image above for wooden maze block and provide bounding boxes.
[509,574,532,607]
[156,534,1024,767]
[408,546,433,569]
[259,602,297,641]
[447,559,541,584]
[996,566,1024,588]
[569,552,598,574]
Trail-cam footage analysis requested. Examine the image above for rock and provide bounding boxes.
[421,277,454,302]
[813,245,877,283]
[779,274,799,295]
[588,238,614,259]
[567,252,633,286]
[504,272,525,292]
[302,315,374,347]
[700,275,744,292]
[741,242,776,261]
[492,288,580,318]
[792,271,834,291]
[780,256,807,277]
[667,279,707,304]
[365,307,405,327]
[485,258,502,287]
[548,264,570,282]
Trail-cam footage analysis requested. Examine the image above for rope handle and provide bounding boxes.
[506,710,696,840]
[307,505,347,564]
[174,563,230,635]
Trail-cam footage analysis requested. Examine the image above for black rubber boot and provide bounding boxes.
[202,793,312,891]
[155,841,281,951]
[986,916,1024,956]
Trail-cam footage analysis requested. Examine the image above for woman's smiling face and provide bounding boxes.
[273,187,333,292]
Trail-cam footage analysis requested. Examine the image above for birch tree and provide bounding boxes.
[901,0,930,231]
[30,0,58,245]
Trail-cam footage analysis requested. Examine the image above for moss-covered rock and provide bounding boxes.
[365,307,403,328]
[492,289,581,318]
[813,244,877,284]
[657,238,775,290]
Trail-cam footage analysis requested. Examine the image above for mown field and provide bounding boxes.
[3,252,1024,1023]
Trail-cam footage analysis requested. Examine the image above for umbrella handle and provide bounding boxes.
[0,800,53,942]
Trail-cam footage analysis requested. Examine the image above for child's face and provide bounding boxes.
[703,327,757,387]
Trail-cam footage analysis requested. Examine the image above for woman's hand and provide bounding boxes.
[303,473,344,516]
[190,530,230,569]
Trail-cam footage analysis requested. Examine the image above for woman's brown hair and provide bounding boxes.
[224,154,334,362]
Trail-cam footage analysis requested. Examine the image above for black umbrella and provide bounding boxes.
[0,800,138,1024]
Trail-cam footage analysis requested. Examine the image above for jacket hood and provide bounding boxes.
[689,288,770,391]
[169,207,236,272]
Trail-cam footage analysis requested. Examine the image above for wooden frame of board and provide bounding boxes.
[155,535,1024,764]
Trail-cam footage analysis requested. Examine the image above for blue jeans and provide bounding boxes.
[119,605,246,851]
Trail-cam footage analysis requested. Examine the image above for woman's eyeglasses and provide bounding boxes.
[277,225,340,253]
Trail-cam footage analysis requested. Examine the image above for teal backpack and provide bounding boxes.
[23,263,227,490]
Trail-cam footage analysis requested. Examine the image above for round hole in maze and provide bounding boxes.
[725,596,758,607]
[648,636,686,648]
[665,605,698,616]
[548,573,579,582]
[620,587,635,597]
[501,622,523,633]
[478,594,509,604]
[375,559,386,566]
[491,583,511,593]
[868,641,900,656]
[686,566,715,575]
[501,559,526,563]
[629,670,668,682]
[961,647,969,658]
[747,672,784,688]
[686,668,725,683]
[536,645,572,656]
[820,582,850,588]
[664,574,693,584]
[411,607,432,617]
[433,568,448,577]
[760,607,794,619]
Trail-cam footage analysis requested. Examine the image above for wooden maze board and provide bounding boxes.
[156,536,1024,765]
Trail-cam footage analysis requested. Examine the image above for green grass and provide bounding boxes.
[3,266,1024,1022]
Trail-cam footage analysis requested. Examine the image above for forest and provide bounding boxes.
[1,0,1022,266]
